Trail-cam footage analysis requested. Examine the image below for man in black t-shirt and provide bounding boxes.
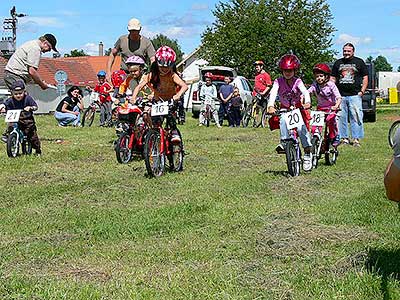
[331,43,368,147]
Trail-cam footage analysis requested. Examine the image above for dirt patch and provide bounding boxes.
[56,265,112,282]
[380,115,399,122]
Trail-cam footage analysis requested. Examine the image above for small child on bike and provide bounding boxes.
[308,63,342,147]
[199,74,221,127]
[93,70,113,126]
[267,54,313,172]
[0,80,41,155]
[228,87,243,127]
[131,46,188,143]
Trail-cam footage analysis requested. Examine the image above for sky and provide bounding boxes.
[1,0,399,70]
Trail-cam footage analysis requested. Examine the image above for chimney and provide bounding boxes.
[99,41,104,56]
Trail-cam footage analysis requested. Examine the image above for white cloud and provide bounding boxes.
[191,3,209,11]
[336,33,372,46]
[81,43,100,56]
[164,27,195,38]
[19,17,63,27]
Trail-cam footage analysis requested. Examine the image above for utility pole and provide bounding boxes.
[0,6,27,57]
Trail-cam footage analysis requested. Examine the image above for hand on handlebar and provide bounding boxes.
[267,106,276,114]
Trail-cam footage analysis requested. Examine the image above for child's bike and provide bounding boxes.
[114,102,148,163]
[143,100,184,177]
[81,91,117,127]
[310,110,340,168]
[388,119,400,148]
[242,94,268,128]
[201,96,217,127]
[4,110,32,158]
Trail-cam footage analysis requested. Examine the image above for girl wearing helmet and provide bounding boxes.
[131,46,188,143]
[308,63,342,146]
[93,70,113,126]
[267,54,313,172]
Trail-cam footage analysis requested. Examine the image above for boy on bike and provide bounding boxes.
[93,71,113,126]
[0,80,41,155]
[199,74,221,127]
[267,54,313,172]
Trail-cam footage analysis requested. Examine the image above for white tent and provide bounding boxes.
[182,59,208,83]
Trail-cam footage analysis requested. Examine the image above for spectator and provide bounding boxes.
[93,71,113,127]
[331,43,368,147]
[218,76,234,126]
[54,86,83,127]
[228,87,243,127]
[106,18,156,82]
[384,126,400,202]
[4,34,58,90]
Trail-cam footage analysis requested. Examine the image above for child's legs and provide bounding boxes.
[100,103,106,125]
[279,117,290,140]
[326,114,338,139]
[20,121,41,151]
[233,107,241,126]
[199,102,206,124]
[105,101,112,123]
[298,123,312,150]
[211,103,219,125]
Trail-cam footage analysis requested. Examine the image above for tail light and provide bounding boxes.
[192,90,198,101]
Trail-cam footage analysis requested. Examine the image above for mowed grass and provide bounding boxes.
[0,110,399,299]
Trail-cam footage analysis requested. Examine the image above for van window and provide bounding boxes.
[241,79,251,92]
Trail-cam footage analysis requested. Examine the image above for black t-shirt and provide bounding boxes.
[56,96,79,112]
[331,56,368,96]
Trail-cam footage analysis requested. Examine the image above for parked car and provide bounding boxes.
[0,88,11,105]
[190,66,253,118]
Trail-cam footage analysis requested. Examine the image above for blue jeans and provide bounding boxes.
[54,106,81,126]
[280,116,312,148]
[338,95,364,139]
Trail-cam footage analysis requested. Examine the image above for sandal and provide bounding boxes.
[353,139,361,147]
[341,138,350,145]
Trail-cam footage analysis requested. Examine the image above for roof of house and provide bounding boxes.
[0,55,122,87]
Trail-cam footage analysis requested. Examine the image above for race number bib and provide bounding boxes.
[151,101,169,116]
[5,109,22,123]
[283,109,304,130]
[90,92,100,102]
[310,111,325,127]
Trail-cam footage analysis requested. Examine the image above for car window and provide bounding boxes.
[241,78,251,92]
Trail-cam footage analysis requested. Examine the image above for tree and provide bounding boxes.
[151,34,184,64]
[366,56,373,64]
[64,49,89,57]
[200,0,336,82]
[373,55,392,72]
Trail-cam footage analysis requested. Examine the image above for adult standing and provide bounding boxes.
[331,43,368,147]
[54,86,84,127]
[106,18,156,82]
[252,60,272,100]
[218,76,234,126]
[4,34,58,90]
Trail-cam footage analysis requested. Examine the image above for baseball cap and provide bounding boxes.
[10,80,26,91]
[127,18,141,31]
[44,33,58,52]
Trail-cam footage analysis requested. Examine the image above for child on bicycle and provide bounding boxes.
[199,74,221,127]
[308,63,342,147]
[131,46,188,143]
[92,70,113,126]
[0,80,41,155]
[228,87,243,127]
[267,54,313,172]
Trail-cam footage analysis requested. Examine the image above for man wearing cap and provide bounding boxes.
[4,34,58,90]
[106,18,156,82]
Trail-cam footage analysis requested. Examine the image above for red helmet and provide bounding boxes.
[278,54,301,70]
[111,70,127,88]
[155,46,176,67]
[313,63,331,75]
[253,60,264,66]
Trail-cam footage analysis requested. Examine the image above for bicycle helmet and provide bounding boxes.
[97,70,106,77]
[111,70,127,88]
[253,60,264,66]
[155,46,176,67]
[313,63,331,75]
[126,55,145,66]
[278,54,301,70]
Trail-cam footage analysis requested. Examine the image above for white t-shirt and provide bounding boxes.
[5,40,42,82]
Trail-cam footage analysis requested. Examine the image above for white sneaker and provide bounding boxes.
[217,124,222,128]
[198,123,203,127]
[303,153,312,172]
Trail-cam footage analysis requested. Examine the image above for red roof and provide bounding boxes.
[0,55,121,88]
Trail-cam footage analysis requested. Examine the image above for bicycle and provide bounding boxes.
[388,119,400,148]
[310,110,340,168]
[242,94,268,128]
[200,96,217,127]
[143,100,184,177]
[3,110,32,158]
[81,91,117,127]
[114,101,148,163]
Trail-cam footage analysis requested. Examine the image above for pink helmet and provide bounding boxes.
[278,54,301,70]
[313,63,331,75]
[126,55,145,65]
[155,46,176,67]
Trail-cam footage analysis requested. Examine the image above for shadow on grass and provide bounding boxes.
[263,169,289,177]
[366,248,400,300]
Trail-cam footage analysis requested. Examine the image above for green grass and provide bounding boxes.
[0,111,399,299]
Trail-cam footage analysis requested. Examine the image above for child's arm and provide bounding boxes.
[267,81,279,114]
[172,74,188,101]
[24,106,38,112]
[131,74,150,104]
[0,104,5,113]
[299,81,311,109]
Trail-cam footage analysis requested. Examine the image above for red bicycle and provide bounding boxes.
[114,102,148,163]
[143,100,184,177]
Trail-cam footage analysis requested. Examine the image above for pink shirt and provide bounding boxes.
[308,81,341,110]
[268,77,310,109]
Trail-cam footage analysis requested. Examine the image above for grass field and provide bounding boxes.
[0,110,399,300]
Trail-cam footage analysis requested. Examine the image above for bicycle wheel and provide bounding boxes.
[311,136,320,169]
[325,141,339,166]
[115,133,132,164]
[241,105,252,127]
[260,106,268,128]
[284,140,300,176]
[6,132,19,158]
[21,140,32,155]
[205,107,211,127]
[82,107,95,127]
[144,129,165,177]
[388,120,400,148]
[168,129,184,172]
[253,105,264,128]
